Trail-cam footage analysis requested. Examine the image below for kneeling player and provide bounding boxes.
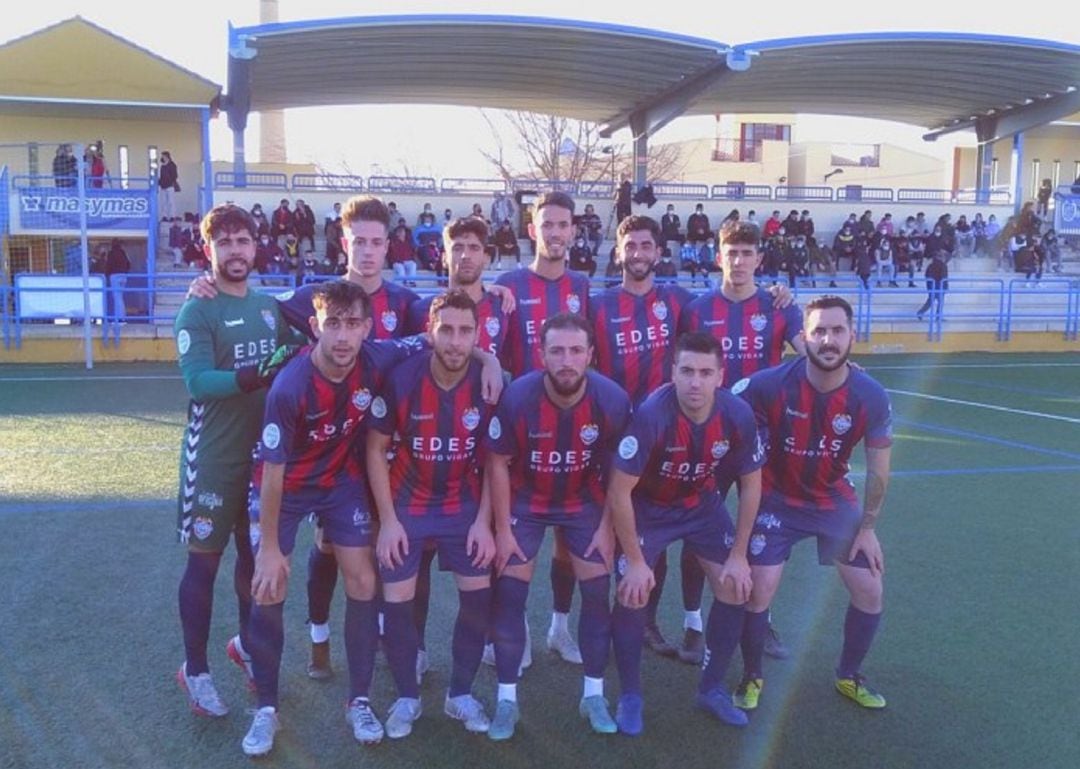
[241,281,424,756]
[734,295,893,711]
[485,313,632,740]
[608,332,763,735]
[366,290,497,738]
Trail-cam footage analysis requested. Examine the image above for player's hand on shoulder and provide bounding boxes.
[187,272,218,300]
[258,344,303,384]
[485,283,517,315]
[479,353,505,404]
[466,520,496,569]
[767,283,794,309]
[377,518,409,569]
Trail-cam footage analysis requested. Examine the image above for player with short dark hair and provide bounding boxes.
[484,313,631,740]
[174,204,295,719]
[606,332,763,734]
[732,295,893,712]
[366,289,498,738]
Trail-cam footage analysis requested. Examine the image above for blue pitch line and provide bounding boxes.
[850,464,1080,479]
[0,499,170,517]
[894,418,1080,462]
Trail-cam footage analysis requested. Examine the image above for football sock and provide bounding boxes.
[248,601,285,709]
[550,611,569,635]
[310,622,330,644]
[646,550,668,626]
[414,548,437,651]
[233,532,254,650]
[583,676,605,699]
[837,605,882,679]
[741,608,770,680]
[497,683,517,703]
[492,576,530,684]
[680,547,705,614]
[611,601,646,696]
[699,599,745,694]
[178,550,222,675]
[344,597,378,701]
[306,545,337,626]
[550,557,575,615]
[684,609,703,633]
[383,600,420,698]
[578,575,612,680]
[450,587,492,697]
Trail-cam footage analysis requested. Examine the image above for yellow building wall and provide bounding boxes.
[955,124,1080,196]
[790,142,945,189]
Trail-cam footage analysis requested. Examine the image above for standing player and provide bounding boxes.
[494,191,592,665]
[672,219,805,664]
[366,290,497,739]
[732,295,892,711]
[173,204,294,718]
[484,313,631,740]
[607,332,764,735]
[240,280,427,756]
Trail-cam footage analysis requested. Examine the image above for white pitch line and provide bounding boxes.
[870,362,1080,370]
[886,388,1080,425]
[0,375,182,382]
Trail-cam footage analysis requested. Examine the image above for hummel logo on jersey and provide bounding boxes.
[785,407,809,419]
[306,410,329,421]
[610,316,632,323]
[702,319,725,327]
[528,431,553,439]
[410,412,434,421]
[665,445,687,453]
[519,298,542,306]
[224,318,245,328]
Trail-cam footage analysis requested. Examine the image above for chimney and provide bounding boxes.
[258,0,287,163]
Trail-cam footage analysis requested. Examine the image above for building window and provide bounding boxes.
[1030,160,1040,198]
[148,146,158,178]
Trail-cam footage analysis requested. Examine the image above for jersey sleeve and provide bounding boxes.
[613,403,659,478]
[780,300,803,345]
[406,297,431,335]
[862,380,894,449]
[732,371,770,447]
[174,301,243,401]
[365,335,429,389]
[368,378,399,437]
[260,371,301,465]
[729,398,766,476]
[274,285,318,340]
[485,392,518,457]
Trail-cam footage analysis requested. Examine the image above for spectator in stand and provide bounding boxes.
[854,233,874,290]
[857,210,875,239]
[971,213,989,256]
[87,142,109,189]
[105,238,131,321]
[413,212,441,252]
[580,204,604,256]
[833,225,857,272]
[936,214,956,254]
[654,246,678,283]
[324,204,344,266]
[616,174,633,223]
[686,203,711,248]
[873,237,898,287]
[292,199,316,251]
[762,210,783,240]
[842,212,859,234]
[908,224,927,272]
[300,249,321,279]
[1036,179,1053,218]
[1008,232,1030,277]
[1042,228,1062,273]
[416,202,434,227]
[914,212,930,234]
[394,216,413,246]
[698,237,717,278]
[782,209,800,236]
[470,202,486,221]
[251,204,270,238]
[255,232,287,279]
[53,144,78,188]
[490,192,515,229]
[158,151,180,222]
[660,204,682,255]
[568,233,597,278]
[721,209,740,226]
[387,201,402,226]
[270,199,294,244]
[388,224,418,286]
[1021,236,1045,286]
[605,245,622,288]
[797,210,815,242]
[282,233,301,274]
[443,207,454,225]
[787,234,811,288]
[870,221,889,252]
[924,225,948,263]
[761,232,784,284]
[876,213,894,239]
[746,210,759,227]
[917,251,949,320]
[493,219,521,269]
[893,230,915,287]
[679,240,702,286]
[1017,201,1041,239]
[325,201,342,224]
[809,239,838,288]
[954,215,974,258]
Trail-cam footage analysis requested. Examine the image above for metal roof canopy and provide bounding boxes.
[225,16,1080,146]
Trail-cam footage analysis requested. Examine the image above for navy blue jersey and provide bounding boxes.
[407,290,509,357]
[494,269,590,378]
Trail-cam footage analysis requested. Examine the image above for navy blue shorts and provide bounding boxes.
[380,513,490,583]
[507,505,605,567]
[249,479,373,555]
[747,503,870,569]
[615,495,733,579]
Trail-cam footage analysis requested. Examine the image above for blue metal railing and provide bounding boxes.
[650,182,710,199]
[439,178,508,195]
[577,180,615,198]
[213,171,289,190]
[291,174,365,191]
[774,186,834,202]
[710,183,772,200]
[834,186,894,203]
[367,176,437,194]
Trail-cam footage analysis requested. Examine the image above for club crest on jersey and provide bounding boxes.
[484,316,501,338]
[352,388,373,411]
[730,377,751,395]
[651,300,668,321]
[566,294,581,314]
[618,436,638,460]
[579,423,600,446]
[711,440,730,459]
[462,407,481,431]
[370,396,387,419]
[277,290,295,302]
[381,310,398,332]
[193,516,214,540]
[749,313,768,333]
[750,533,766,556]
[176,329,191,356]
[261,309,277,332]
[832,413,853,435]
[261,423,281,451]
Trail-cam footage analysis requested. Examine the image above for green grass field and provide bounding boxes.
[2,353,1079,769]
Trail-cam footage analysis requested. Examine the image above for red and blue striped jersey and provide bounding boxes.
[678,287,802,387]
[369,353,493,517]
[494,268,590,378]
[486,370,631,516]
[256,335,425,495]
[590,284,694,406]
[275,283,321,341]
[275,280,419,341]
[737,358,893,514]
[614,383,763,509]
[406,290,509,357]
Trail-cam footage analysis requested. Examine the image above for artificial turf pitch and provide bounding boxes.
[1,353,1078,769]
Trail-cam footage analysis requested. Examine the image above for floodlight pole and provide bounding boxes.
[77,142,92,369]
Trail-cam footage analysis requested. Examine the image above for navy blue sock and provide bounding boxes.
[837,605,882,679]
[612,601,646,696]
[306,546,337,626]
[450,587,491,697]
[414,548,437,651]
[645,550,667,625]
[233,529,254,650]
[578,575,612,680]
[248,601,285,709]
[178,551,221,675]
[741,608,769,680]
[383,599,420,698]
[550,557,575,614]
[680,546,705,612]
[492,576,530,684]
[699,599,745,694]
[344,597,378,700]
